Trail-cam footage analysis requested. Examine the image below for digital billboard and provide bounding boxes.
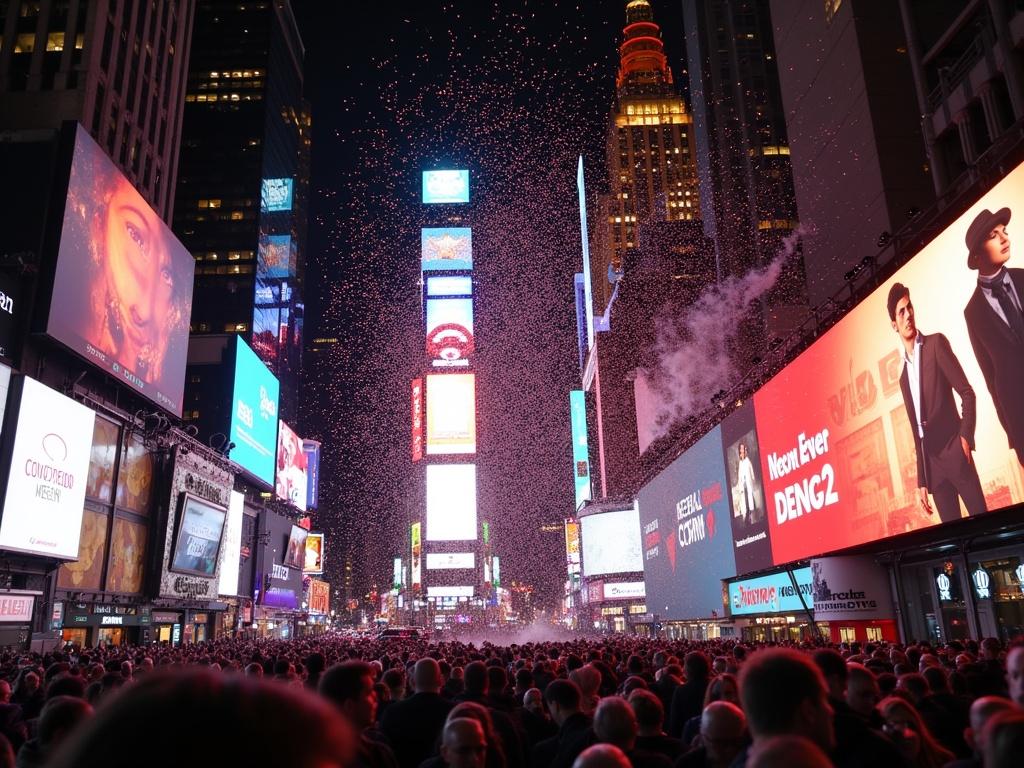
[580,506,643,577]
[638,426,736,619]
[427,585,474,598]
[604,581,645,600]
[426,373,476,455]
[258,234,296,278]
[261,177,294,212]
[422,228,472,272]
[283,524,308,569]
[727,567,813,616]
[217,490,245,596]
[303,440,321,509]
[229,337,279,487]
[0,377,95,559]
[426,297,474,366]
[411,522,422,588]
[411,379,424,461]
[427,276,473,297]
[304,531,324,575]
[422,169,470,204]
[426,552,475,569]
[565,519,581,566]
[577,156,595,351]
[169,494,227,577]
[721,403,774,572]
[276,420,308,510]
[570,391,592,510]
[426,463,477,541]
[48,125,194,415]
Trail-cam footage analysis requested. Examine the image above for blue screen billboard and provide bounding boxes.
[727,567,814,616]
[229,337,279,486]
[638,426,736,620]
[422,169,470,204]
[570,391,592,510]
[258,234,296,278]
[261,178,294,212]
[422,228,472,272]
[303,439,321,509]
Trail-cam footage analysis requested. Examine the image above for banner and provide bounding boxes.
[810,555,895,621]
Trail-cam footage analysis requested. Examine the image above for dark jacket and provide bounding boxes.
[635,734,685,762]
[533,712,591,768]
[668,680,708,739]
[381,692,455,768]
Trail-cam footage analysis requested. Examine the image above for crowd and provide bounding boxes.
[0,633,1019,768]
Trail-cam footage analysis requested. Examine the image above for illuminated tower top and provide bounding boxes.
[617,0,674,95]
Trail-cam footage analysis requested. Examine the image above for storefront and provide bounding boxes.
[150,611,182,644]
[725,566,818,641]
[0,592,37,650]
[59,603,151,647]
[810,556,899,644]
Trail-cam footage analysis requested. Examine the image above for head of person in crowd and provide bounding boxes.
[1006,644,1024,707]
[593,696,638,752]
[684,651,710,683]
[46,669,355,768]
[441,718,488,768]
[46,674,86,701]
[747,735,832,768]
[487,666,507,697]
[811,649,847,701]
[845,663,881,718]
[413,657,443,694]
[658,664,683,685]
[712,656,729,675]
[704,673,739,708]
[897,672,930,704]
[879,696,954,768]
[447,702,505,768]
[514,668,533,698]
[981,709,1024,768]
[628,689,665,737]
[738,648,835,753]
[319,660,379,731]
[464,661,489,697]
[699,701,747,768]
[0,681,9,705]
[963,696,1014,761]
[543,679,583,727]
[523,688,545,717]
[570,664,601,711]
[244,662,263,678]
[571,743,631,768]
[620,676,647,697]
[382,667,406,701]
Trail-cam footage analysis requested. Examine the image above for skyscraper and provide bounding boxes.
[0,0,195,220]
[173,0,309,423]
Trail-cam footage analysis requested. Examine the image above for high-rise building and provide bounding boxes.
[0,0,195,221]
[596,0,700,314]
[173,0,309,423]
[683,0,806,342]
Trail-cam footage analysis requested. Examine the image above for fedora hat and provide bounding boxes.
[965,207,1011,269]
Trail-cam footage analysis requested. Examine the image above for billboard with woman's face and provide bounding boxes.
[47,126,194,416]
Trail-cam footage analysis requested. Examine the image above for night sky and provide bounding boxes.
[291,1,689,606]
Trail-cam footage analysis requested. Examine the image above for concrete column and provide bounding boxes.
[955,110,977,166]
[979,81,1004,142]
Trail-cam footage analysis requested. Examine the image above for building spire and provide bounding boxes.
[617,0,673,93]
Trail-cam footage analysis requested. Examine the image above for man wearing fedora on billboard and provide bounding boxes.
[964,207,1024,465]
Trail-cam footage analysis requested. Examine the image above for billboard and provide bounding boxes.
[48,125,194,415]
[577,156,595,351]
[411,379,424,461]
[721,403,774,572]
[426,463,477,541]
[426,297,474,366]
[604,581,645,600]
[570,391,592,510]
[427,275,473,297]
[581,506,643,576]
[258,234,296,278]
[0,377,95,559]
[308,578,330,614]
[302,440,321,509]
[229,337,279,487]
[426,552,475,569]
[261,177,294,212]
[283,524,308,569]
[727,567,813,616]
[426,373,476,455]
[411,522,422,588]
[304,532,324,575]
[169,494,227,578]
[393,557,403,589]
[810,556,895,621]
[565,519,581,566]
[638,426,736,619]
[217,490,245,596]
[422,228,472,272]
[276,420,307,510]
[427,585,474,598]
[422,169,470,204]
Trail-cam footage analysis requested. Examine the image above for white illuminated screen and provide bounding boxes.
[426,552,475,569]
[581,508,643,576]
[422,170,470,204]
[217,490,245,597]
[427,276,473,297]
[427,586,475,598]
[426,374,476,454]
[426,464,477,541]
[603,581,646,600]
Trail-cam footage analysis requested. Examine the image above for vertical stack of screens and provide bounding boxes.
[417,169,479,605]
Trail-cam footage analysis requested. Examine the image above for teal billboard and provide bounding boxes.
[727,567,814,616]
[570,390,592,511]
[229,337,280,486]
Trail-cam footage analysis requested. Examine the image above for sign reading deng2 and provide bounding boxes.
[229,337,279,487]
[422,169,470,204]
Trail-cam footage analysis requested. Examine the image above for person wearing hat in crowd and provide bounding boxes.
[887,282,987,522]
[963,206,1024,465]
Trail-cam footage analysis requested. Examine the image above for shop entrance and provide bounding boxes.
[61,628,87,647]
[97,628,123,646]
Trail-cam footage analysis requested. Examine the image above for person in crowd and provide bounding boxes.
[878,696,954,768]
[382,658,455,768]
[746,735,832,768]
[452,662,524,768]
[430,703,508,768]
[534,680,590,768]
[947,696,1015,768]
[440,718,489,768]
[668,652,710,739]
[571,744,631,768]
[519,688,557,746]
[15,696,92,768]
[979,708,1024,768]
[1005,644,1024,707]
[319,661,399,768]
[629,689,682,761]
[653,664,682,717]
[844,663,884,728]
[589,696,669,768]
[680,673,739,746]
[674,701,747,768]
[570,666,601,718]
[9,672,42,722]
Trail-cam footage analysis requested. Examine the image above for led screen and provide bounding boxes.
[727,567,813,616]
[426,297,474,365]
[411,379,424,461]
[275,420,307,510]
[581,507,643,577]
[229,337,280,486]
[426,552,475,569]
[303,531,324,575]
[570,391,592,510]
[261,178,294,212]
[638,426,736,619]
[721,403,774,572]
[422,169,470,204]
[0,377,95,559]
[258,234,296,278]
[411,522,422,587]
[283,524,308,569]
[426,463,477,541]
[426,373,476,455]
[217,490,245,596]
[565,519,581,566]
[427,276,473,297]
[427,585,474,598]
[170,494,226,577]
[48,125,194,415]
[604,581,645,600]
[303,440,321,509]
[422,228,472,272]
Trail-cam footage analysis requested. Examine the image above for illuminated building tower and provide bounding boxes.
[173,0,310,424]
[597,0,700,314]
[0,0,195,221]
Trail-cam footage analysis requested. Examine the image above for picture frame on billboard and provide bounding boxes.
[283,524,308,570]
[169,493,227,578]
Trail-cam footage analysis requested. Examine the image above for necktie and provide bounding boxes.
[991,279,1024,342]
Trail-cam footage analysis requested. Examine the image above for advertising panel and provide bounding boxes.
[48,125,194,415]
[422,169,470,204]
[603,581,645,600]
[229,337,279,487]
[261,178,294,212]
[721,403,774,572]
[258,234,296,278]
[570,391,592,510]
[0,272,20,361]
[426,297,474,366]
[393,557,403,589]
[427,276,473,297]
[0,594,34,623]
[493,556,500,587]
[581,507,643,577]
[727,567,813,616]
[426,464,477,541]
[421,228,472,272]
[302,440,321,509]
[0,377,95,559]
[411,522,422,588]
[283,525,308,569]
[217,490,245,597]
[170,494,227,577]
[411,379,424,461]
[115,435,155,514]
[810,555,895,621]
[303,532,324,575]
[56,508,107,590]
[86,417,118,503]
[427,585,474,598]
[638,426,735,619]
[577,156,595,352]
[426,373,476,455]
[565,519,581,566]
[426,552,475,569]
[106,517,147,593]
[276,420,307,510]
[308,578,330,614]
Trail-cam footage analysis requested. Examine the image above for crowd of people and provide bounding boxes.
[0,633,1020,768]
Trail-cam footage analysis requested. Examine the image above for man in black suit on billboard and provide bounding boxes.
[888,283,987,523]
[963,207,1024,465]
